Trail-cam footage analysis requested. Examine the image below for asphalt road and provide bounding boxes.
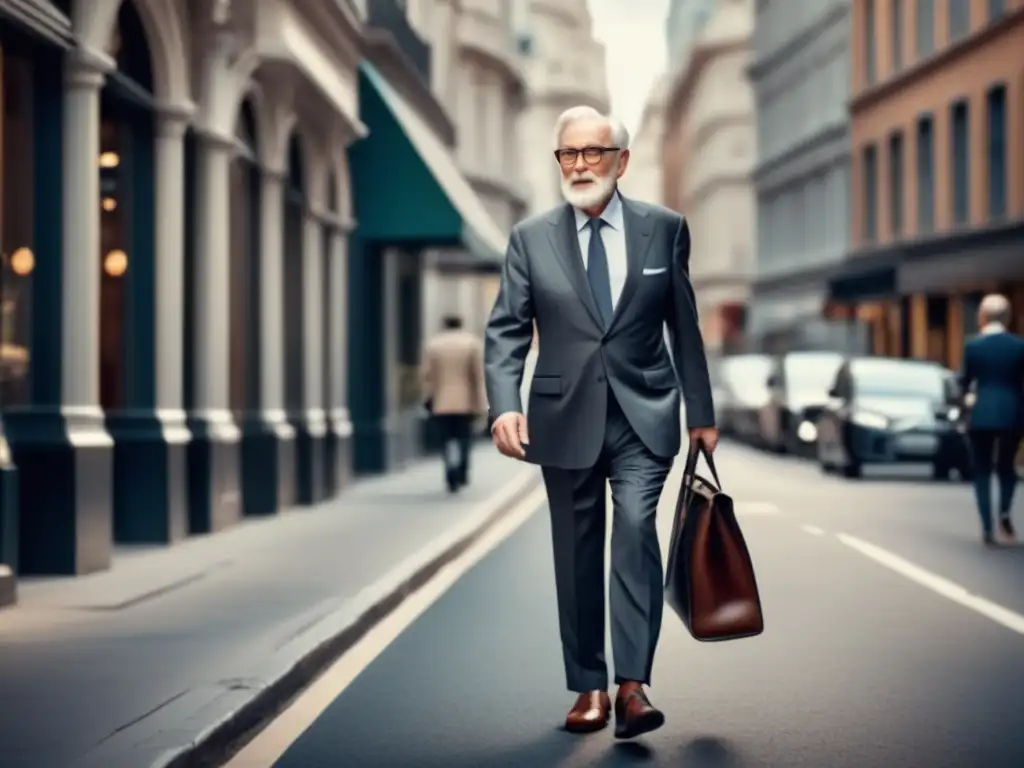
[264,442,1024,768]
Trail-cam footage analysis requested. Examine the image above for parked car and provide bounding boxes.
[708,356,735,435]
[759,351,845,455]
[816,356,969,480]
[718,354,772,445]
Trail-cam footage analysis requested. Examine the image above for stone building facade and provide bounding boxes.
[840,0,1024,368]
[662,0,757,353]
[516,0,610,216]
[748,0,853,350]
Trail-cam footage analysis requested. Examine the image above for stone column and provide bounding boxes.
[8,53,115,574]
[187,130,241,532]
[240,168,295,515]
[325,224,353,491]
[108,105,192,545]
[293,213,328,505]
[153,109,191,422]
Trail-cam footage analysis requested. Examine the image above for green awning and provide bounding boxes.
[348,61,507,265]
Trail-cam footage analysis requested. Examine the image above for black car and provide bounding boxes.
[760,351,845,455]
[816,357,968,480]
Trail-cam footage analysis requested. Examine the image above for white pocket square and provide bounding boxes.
[642,266,667,275]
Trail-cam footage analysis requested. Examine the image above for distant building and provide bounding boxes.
[665,0,716,69]
[747,1,852,350]
[840,0,1024,369]
[619,74,669,205]
[662,0,756,354]
[409,0,529,340]
[517,0,610,215]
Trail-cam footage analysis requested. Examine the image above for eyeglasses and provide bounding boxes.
[553,146,620,167]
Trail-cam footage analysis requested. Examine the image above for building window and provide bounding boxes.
[0,46,35,407]
[988,0,1006,20]
[916,114,934,233]
[948,0,970,41]
[888,131,904,237]
[864,0,876,86]
[891,0,903,72]
[862,144,878,242]
[986,84,1007,219]
[916,0,934,58]
[950,100,969,226]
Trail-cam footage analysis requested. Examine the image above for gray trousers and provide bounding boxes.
[541,392,673,693]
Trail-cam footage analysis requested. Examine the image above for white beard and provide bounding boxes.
[560,168,617,210]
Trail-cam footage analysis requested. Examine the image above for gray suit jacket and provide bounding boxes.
[484,194,715,470]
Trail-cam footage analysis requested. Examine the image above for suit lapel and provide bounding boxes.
[546,204,603,329]
[608,196,655,331]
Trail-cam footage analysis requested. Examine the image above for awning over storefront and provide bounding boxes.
[898,220,1024,293]
[0,0,73,47]
[747,289,827,336]
[827,253,899,302]
[349,61,507,265]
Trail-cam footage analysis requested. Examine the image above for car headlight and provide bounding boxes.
[851,410,889,430]
[797,420,818,442]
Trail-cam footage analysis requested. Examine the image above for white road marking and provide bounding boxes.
[837,533,1024,635]
[801,524,825,536]
[224,485,549,768]
[734,502,781,516]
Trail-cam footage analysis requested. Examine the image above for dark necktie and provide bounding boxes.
[586,217,613,327]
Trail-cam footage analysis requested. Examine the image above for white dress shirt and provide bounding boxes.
[573,190,629,309]
[981,322,1007,336]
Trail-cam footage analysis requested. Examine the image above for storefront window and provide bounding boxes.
[99,116,128,410]
[0,45,34,407]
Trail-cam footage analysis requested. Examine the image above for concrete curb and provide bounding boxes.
[148,465,543,768]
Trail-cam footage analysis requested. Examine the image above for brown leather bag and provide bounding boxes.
[664,442,764,641]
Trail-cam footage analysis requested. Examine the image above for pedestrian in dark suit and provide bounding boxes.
[959,293,1024,545]
[483,105,717,739]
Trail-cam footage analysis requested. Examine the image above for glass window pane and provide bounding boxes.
[2,50,35,407]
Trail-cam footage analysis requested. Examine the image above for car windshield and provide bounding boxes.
[783,354,844,392]
[853,360,948,400]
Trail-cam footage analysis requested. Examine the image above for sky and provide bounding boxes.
[587,0,670,137]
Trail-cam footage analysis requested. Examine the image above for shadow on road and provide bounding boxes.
[450,730,749,767]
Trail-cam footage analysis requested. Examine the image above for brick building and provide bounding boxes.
[835,0,1024,370]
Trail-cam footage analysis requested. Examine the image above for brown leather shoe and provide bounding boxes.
[564,690,611,733]
[999,516,1016,541]
[614,682,665,739]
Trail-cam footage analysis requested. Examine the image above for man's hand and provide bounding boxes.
[492,412,529,459]
[688,426,719,454]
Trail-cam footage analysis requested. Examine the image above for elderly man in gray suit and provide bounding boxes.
[484,105,718,739]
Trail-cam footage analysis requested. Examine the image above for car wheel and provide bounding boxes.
[932,462,952,481]
[842,460,862,479]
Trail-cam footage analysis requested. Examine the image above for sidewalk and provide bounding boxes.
[0,447,541,768]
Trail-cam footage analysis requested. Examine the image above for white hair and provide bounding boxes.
[552,105,631,151]
[980,293,1011,325]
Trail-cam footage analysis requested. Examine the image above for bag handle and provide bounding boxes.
[681,438,722,503]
